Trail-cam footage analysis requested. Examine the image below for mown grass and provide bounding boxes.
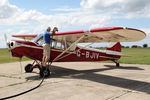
[0,48,30,64]
[118,48,150,65]
[101,48,150,65]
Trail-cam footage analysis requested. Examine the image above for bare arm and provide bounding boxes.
[49,31,53,36]
[50,30,57,36]
[50,27,58,36]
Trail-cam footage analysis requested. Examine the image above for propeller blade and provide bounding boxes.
[4,34,10,50]
[4,33,8,43]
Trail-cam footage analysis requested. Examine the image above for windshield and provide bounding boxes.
[32,34,43,43]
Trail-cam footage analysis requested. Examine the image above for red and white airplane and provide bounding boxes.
[5,27,146,77]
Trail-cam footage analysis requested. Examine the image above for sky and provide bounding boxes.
[0,0,150,48]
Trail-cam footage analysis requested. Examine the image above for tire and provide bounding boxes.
[116,63,120,67]
[25,64,33,72]
[40,67,50,77]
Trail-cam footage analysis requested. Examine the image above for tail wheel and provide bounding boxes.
[40,67,50,77]
[112,60,120,67]
[116,63,120,67]
[25,64,33,72]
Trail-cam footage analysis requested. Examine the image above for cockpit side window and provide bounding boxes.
[33,34,68,50]
[52,41,65,49]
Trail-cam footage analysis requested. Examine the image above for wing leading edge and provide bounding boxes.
[12,34,38,40]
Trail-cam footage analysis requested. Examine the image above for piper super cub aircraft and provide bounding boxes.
[5,27,146,77]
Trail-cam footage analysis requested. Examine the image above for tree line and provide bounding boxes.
[121,44,149,48]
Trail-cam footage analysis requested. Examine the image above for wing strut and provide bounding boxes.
[53,35,86,62]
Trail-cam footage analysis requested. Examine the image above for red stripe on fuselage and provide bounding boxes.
[10,42,121,62]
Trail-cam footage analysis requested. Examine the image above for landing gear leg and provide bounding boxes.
[24,60,41,73]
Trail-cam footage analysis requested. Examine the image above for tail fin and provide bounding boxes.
[107,42,121,52]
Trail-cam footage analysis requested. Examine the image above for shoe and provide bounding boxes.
[42,66,46,71]
[40,66,50,77]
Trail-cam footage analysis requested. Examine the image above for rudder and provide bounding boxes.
[107,42,121,52]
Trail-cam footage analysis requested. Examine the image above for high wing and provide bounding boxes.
[53,27,146,43]
[12,34,37,40]
[12,27,146,43]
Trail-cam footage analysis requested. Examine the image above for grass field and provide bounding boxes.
[0,48,149,64]
[0,48,30,64]
[118,48,150,65]
[101,48,150,65]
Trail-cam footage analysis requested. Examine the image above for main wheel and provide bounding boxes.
[40,67,50,77]
[25,64,33,72]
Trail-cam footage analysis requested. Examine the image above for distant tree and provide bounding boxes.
[137,46,142,48]
[89,46,92,48]
[126,46,129,48]
[143,44,148,48]
[132,45,138,48]
[121,45,125,48]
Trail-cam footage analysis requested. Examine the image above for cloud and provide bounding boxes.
[1,1,113,30]
[81,0,150,18]
[0,0,112,48]
[142,28,150,35]
[0,0,111,28]
[1,0,149,48]
[50,7,79,12]
[0,0,20,19]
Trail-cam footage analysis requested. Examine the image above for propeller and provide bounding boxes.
[4,33,10,50]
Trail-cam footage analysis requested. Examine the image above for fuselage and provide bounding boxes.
[9,40,121,62]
